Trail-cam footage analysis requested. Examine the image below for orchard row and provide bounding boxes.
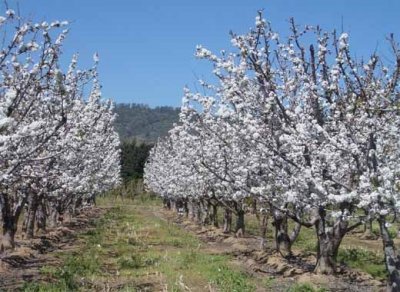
[0,12,120,250]
[144,13,400,290]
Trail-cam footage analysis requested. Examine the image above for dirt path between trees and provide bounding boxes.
[0,199,387,291]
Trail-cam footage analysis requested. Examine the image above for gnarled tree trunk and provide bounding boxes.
[259,210,268,250]
[235,209,245,237]
[183,199,189,218]
[200,199,210,225]
[314,233,342,274]
[223,207,232,233]
[271,206,301,257]
[378,216,400,291]
[189,200,196,220]
[1,216,17,251]
[36,200,47,234]
[48,201,59,228]
[194,201,202,224]
[210,203,219,227]
[0,193,26,251]
[272,208,301,257]
[273,209,290,256]
[21,205,29,235]
[313,208,349,275]
[24,196,39,239]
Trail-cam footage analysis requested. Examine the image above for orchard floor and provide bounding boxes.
[0,196,389,291]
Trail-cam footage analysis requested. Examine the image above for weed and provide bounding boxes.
[287,282,327,292]
[21,282,65,292]
[22,252,100,291]
[338,247,386,279]
[208,265,255,292]
[118,254,144,269]
[263,276,276,288]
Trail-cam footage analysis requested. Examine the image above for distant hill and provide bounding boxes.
[114,103,180,142]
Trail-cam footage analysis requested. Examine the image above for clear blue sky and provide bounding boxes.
[14,0,400,107]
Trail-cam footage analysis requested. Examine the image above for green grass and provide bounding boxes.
[286,283,327,292]
[208,265,255,292]
[291,225,317,253]
[22,251,101,291]
[337,247,386,280]
[22,215,105,291]
[263,276,276,289]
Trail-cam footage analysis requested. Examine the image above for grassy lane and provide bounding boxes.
[19,195,387,291]
[23,196,259,291]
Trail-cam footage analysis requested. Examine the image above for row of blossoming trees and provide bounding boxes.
[0,11,120,251]
[145,13,400,289]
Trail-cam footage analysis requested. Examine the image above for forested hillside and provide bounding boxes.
[114,103,180,142]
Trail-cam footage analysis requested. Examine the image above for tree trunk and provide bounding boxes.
[1,215,16,251]
[211,203,219,227]
[362,217,375,239]
[36,201,47,234]
[194,201,202,224]
[175,199,183,214]
[200,200,209,225]
[235,209,245,237]
[25,198,39,239]
[88,194,96,206]
[223,208,232,233]
[189,201,196,220]
[273,209,291,256]
[1,227,15,251]
[21,205,29,235]
[251,199,257,215]
[163,198,171,209]
[48,207,58,228]
[183,200,189,218]
[170,200,176,212]
[260,212,268,250]
[290,222,301,245]
[314,211,347,275]
[378,216,400,291]
[72,197,82,216]
[0,194,25,251]
[314,235,341,274]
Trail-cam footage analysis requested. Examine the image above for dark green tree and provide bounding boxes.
[120,139,153,182]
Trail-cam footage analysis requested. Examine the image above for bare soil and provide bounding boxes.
[0,207,107,291]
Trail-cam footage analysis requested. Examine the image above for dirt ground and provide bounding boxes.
[0,207,107,291]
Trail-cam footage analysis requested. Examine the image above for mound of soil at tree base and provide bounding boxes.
[159,208,386,292]
[0,207,107,291]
